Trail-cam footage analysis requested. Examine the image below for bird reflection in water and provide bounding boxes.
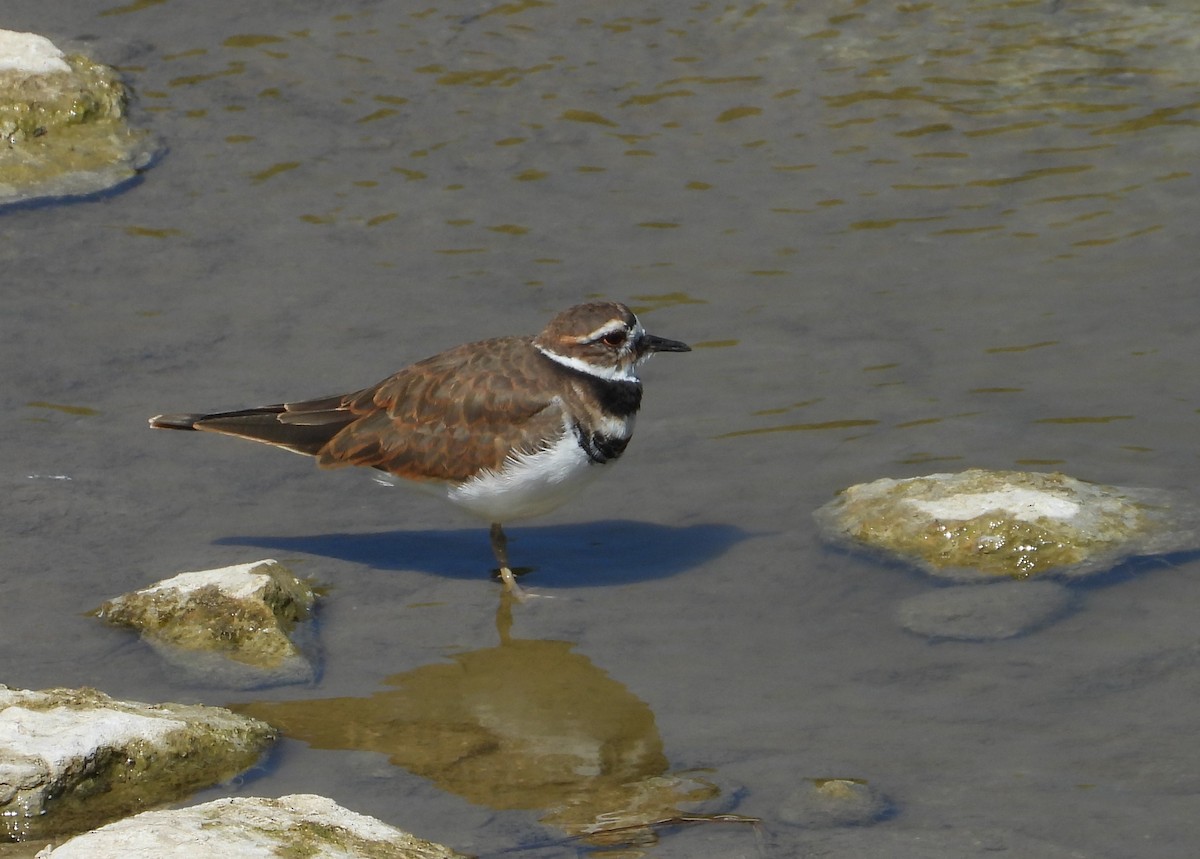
[235,593,751,848]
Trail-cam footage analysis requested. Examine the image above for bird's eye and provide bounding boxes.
[600,330,627,347]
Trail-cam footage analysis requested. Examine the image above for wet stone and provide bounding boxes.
[34,793,466,859]
[0,29,156,206]
[0,685,275,841]
[896,580,1075,641]
[778,778,891,829]
[814,469,1195,582]
[93,559,320,689]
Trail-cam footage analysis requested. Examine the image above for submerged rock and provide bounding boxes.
[778,778,891,828]
[896,580,1075,641]
[814,469,1193,581]
[35,793,465,858]
[93,559,319,688]
[0,29,155,206]
[0,685,275,841]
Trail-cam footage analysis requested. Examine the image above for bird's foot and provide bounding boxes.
[496,566,553,601]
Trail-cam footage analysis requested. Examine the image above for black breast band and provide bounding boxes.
[573,423,631,464]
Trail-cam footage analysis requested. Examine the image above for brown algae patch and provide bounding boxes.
[814,469,1195,581]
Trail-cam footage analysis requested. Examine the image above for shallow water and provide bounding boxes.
[3,1,1200,856]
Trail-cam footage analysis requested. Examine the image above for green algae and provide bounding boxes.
[25,401,99,416]
[918,514,1091,576]
[267,816,463,859]
[0,53,153,204]
[0,55,124,142]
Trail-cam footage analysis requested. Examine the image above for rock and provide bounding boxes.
[0,29,156,205]
[0,685,275,841]
[93,559,319,689]
[0,31,70,75]
[33,793,466,858]
[814,469,1194,581]
[778,777,891,828]
[896,580,1075,641]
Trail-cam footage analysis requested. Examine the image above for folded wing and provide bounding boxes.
[150,336,569,483]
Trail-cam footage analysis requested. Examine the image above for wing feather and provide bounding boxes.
[316,337,568,482]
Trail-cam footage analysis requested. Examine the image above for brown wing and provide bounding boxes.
[315,336,569,482]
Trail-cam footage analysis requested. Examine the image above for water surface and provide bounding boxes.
[4,1,1200,856]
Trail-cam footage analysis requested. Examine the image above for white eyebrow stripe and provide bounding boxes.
[575,319,629,343]
[535,345,641,382]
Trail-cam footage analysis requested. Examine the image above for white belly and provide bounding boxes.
[445,433,601,522]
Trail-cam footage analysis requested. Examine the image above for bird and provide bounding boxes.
[149,301,691,595]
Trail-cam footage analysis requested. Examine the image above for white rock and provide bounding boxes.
[0,686,275,840]
[0,30,71,74]
[139,559,302,601]
[0,705,183,776]
[906,488,1081,523]
[36,794,465,859]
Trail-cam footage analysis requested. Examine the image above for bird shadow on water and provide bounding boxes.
[215,520,751,588]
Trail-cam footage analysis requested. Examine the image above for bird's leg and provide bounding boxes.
[490,522,523,597]
[490,522,552,600]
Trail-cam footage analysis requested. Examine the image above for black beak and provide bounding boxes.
[640,333,692,354]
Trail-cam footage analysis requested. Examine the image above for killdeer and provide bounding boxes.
[149,301,690,594]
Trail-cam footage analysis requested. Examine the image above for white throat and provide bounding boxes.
[535,345,640,383]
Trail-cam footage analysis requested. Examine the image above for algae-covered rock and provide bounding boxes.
[35,793,466,859]
[0,30,155,205]
[0,685,275,841]
[94,559,319,689]
[814,469,1194,581]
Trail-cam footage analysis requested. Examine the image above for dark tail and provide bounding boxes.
[148,413,209,431]
[149,397,356,457]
